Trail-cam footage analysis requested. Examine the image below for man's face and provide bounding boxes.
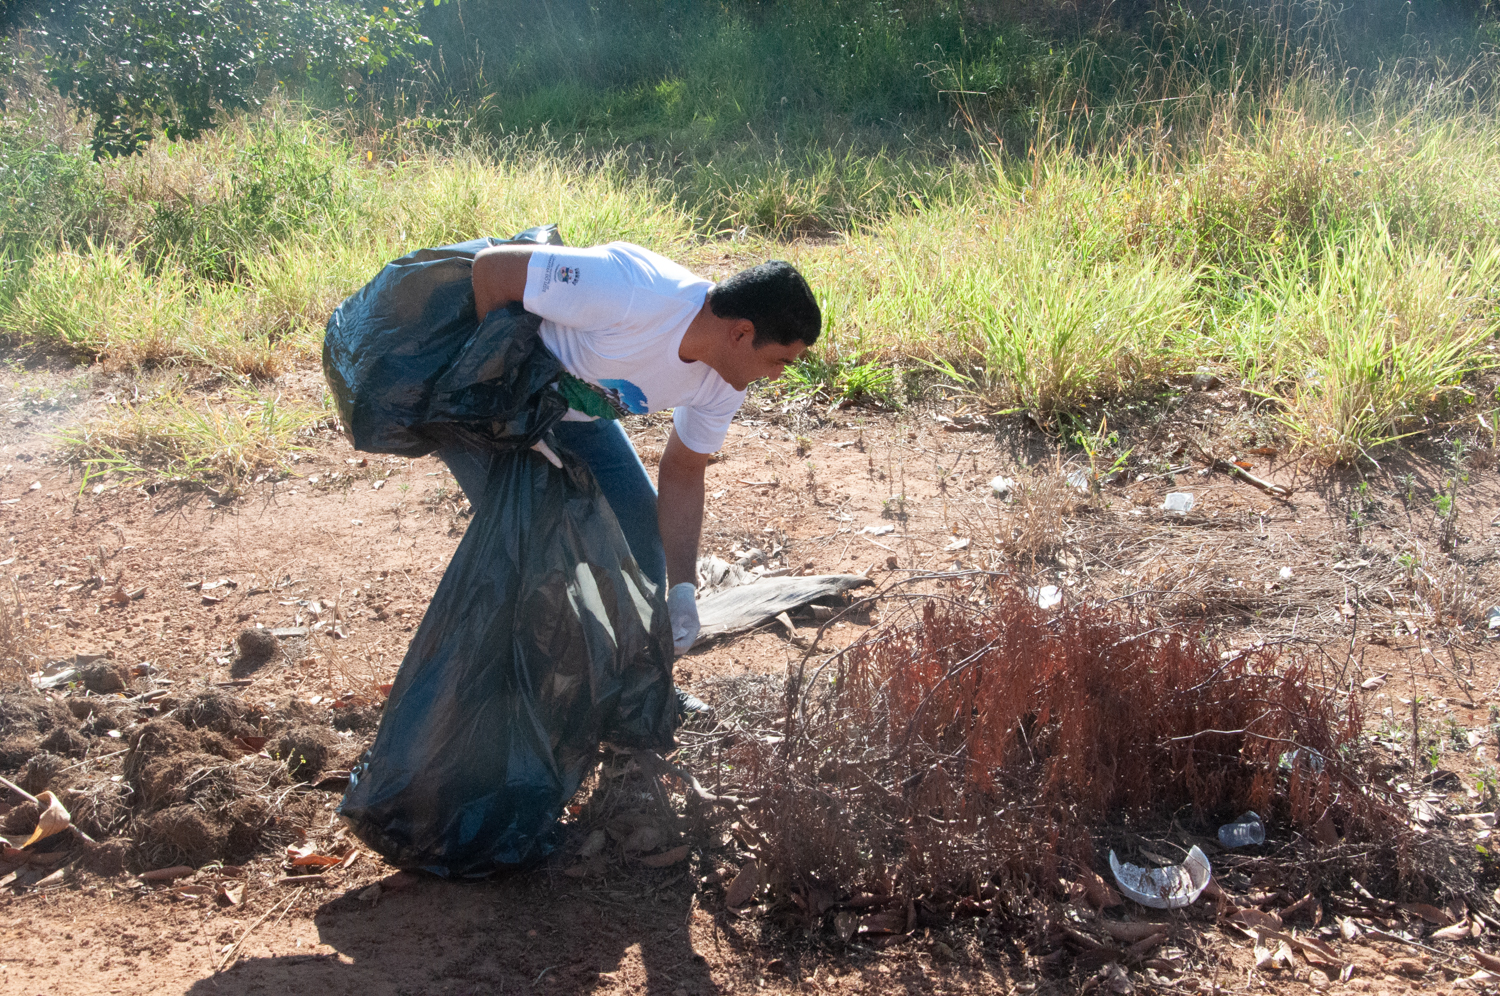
[723,334,808,391]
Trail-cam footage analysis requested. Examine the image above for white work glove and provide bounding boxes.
[668,582,700,656]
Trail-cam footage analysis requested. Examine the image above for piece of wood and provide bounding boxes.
[694,574,873,644]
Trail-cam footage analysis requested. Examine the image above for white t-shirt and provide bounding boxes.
[522,242,745,454]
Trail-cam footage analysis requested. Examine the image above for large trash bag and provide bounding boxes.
[338,439,675,872]
[322,226,568,457]
[326,228,676,874]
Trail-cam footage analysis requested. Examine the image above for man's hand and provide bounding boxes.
[657,428,709,592]
[471,245,533,319]
[667,582,700,655]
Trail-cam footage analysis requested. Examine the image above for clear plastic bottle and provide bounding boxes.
[1218,810,1265,848]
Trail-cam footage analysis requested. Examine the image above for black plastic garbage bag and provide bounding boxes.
[326,228,676,874]
[338,441,675,872]
[322,226,568,457]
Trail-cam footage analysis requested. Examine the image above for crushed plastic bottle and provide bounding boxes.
[1218,810,1265,848]
[1162,492,1195,513]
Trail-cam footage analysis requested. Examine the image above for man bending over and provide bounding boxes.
[467,240,820,685]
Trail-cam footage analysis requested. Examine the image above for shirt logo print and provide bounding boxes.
[556,265,580,285]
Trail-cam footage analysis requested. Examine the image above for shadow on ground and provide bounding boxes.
[186,869,726,996]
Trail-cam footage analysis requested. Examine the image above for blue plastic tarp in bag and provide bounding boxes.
[324,229,676,874]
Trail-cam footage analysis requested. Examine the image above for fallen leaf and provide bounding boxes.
[19,791,70,848]
[1474,951,1500,973]
[1399,902,1455,926]
[1309,968,1331,989]
[217,882,243,906]
[578,829,607,859]
[1362,673,1389,690]
[1126,931,1168,958]
[1077,869,1124,909]
[140,865,194,882]
[639,844,691,868]
[1231,908,1284,931]
[285,843,341,867]
[1100,921,1167,943]
[1103,961,1135,995]
[33,867,66,888]
[724,859,760,907]
[858,911,906,935]
[943,537,970,552]
[1431,920,1474,942]
[172,884,215,899]
[1289,934,1340,967]
[621,825,662,854]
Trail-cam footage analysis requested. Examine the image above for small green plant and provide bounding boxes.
[782,351,896,407]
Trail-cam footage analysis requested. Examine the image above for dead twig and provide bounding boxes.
[1214,459,1290,497]
[634,750,740,806]
[217,888,304,972]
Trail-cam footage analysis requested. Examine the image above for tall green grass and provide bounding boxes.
[2,0,1499,472]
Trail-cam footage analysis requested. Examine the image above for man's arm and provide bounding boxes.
[657,428,711,588]
[471,245,534,318]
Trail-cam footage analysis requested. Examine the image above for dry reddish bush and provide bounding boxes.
[727,585,1409,916]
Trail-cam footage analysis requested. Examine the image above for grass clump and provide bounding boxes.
[63,384,328,488]
[1240,235,1500,461]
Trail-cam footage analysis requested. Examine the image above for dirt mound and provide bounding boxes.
[274,725,335,779]
[69,777,133,839]
[0,798,38,835]
[178,690,258,738]
[19,750,68,794]
[231,628,278,675]
[0,689,71,734]
[122,718,202,783]
[78,662,126,694]
[0,688,74,767]
[134,750,229,809]
[38,726,88,758]
[332,702,383,732]
[135,804,230,868]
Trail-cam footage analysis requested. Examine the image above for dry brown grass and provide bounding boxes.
[689,584,1427,928]
[0,587,38,687]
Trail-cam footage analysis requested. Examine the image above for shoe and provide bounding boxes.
[675,686,712,720]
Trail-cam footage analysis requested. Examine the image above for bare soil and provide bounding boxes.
[3,364,1500,996]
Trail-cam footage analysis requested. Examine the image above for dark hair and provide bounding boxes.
[707,260,821,348]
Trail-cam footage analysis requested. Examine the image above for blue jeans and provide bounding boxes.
[435,420,667,591]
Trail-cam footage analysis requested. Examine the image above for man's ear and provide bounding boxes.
[729,318,756,346]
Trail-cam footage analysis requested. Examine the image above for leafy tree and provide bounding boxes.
[16,0,433,156]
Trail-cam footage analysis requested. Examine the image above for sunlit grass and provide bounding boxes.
[63,383,329,488]
[3,3,1500,470]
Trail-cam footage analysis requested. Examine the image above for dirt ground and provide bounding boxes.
[3,364,1500,996]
